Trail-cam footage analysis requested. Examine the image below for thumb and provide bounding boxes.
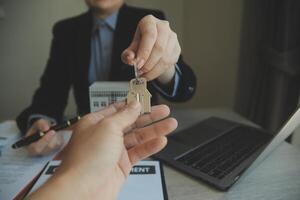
[35,120,51,132]
[121,49,136,65]
[121,29,140,65]
[107,100,141,131]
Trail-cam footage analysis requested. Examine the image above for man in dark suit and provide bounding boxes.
[17,0,196,156]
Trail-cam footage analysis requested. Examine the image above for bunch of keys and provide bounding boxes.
[127,63,152,114]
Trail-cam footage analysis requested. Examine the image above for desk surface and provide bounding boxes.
[1,109,299,200]
[164,108,300,200]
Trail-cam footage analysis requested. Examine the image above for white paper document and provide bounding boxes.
[118,160,167,200]
[0,121,71,200]
[29,160,167,200]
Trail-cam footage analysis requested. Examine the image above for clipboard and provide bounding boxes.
[27,160,168,200]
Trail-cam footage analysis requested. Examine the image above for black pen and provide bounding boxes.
[11,116,81,149]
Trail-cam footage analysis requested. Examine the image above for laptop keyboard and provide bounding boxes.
[176,126,271,179]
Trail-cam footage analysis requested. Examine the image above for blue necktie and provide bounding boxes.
[89,20,112,83]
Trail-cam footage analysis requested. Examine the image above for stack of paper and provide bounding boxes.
[0,121,71,200]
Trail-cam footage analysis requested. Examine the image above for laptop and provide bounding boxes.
[154,108,300,191]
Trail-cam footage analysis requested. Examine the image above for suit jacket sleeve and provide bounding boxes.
[16,22,71,134]
[150,10,197,102]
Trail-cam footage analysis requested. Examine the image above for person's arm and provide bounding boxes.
[27,101,177,199]
[122,14,196,102]
[16,22,71,155]
[16,21,71,134]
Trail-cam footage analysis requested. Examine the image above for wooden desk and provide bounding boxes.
[163,108,300,200]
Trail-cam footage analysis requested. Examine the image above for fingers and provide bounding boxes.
[125,118,177,149]
[36,121,51,132]
[122,14,181,83]
[26,119,58,155]
[99,101,141,133]
[121,30,140,65]
[135,104,170,127]
[97,101,126,117]
[121,49,135,65]
[124,104,170,133]
[42,133,64,155]
[48,133,64,150]
[135,15,158,69]
[27,130,56,156]
[26,119,51,137]
[128,136,167,165]
[122,15,158,68]
[76,101,126,132]
[142,31,179,81]
[140,20,170,75]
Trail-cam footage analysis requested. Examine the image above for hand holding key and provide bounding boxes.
[121,15,180,85]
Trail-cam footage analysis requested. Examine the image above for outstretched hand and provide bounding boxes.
[28,101,177,200]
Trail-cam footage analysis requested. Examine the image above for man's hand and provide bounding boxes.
[28,101,177,200]
[122,15,181,85]
[26,119,64,156]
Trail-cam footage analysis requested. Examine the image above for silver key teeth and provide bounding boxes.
[133,63,139,80]
[134,64,143,85]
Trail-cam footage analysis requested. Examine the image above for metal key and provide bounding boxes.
[127,75,152,114]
